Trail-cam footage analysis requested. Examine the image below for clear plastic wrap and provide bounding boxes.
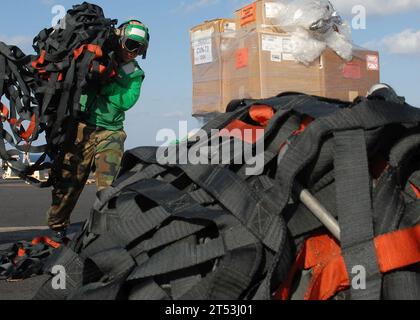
[289,27,326,65]
[271,0,354,64]
[273,0,337,30]
[326,22,353,61]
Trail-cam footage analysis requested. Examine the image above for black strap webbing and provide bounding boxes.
[275,101,420,214]
[334,129,381,300]
[129,279,171,300]
[34,246,84,300]
[382,271,420,300]
[177,164,287,253]
[179,243,263,300]
[87,248,135,280]
[93,164,166,211]
[128,225,258,281]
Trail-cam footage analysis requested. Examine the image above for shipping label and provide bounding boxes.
[271,52,282,62]
[240,3,257,26]
[281,37,295,61]
[224,22,236,32]
[193,38,213,65]
[343,62,362,79]
[236,48,249,69]
[223,22,237,39]
[262,34,283,52]
[282,53,296,61]
[366,55,379,71]
[262,35,295,61]
[282,37,293,53]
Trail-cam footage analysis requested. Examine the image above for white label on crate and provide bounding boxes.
[280,36,296,61]
[224,22,236,32]
[262,34,283,52]
[271,52,282,62]
[282,53,296,61]
[282,37,293,53]
[366,55,379,71]
[222,22,237,39]
[193,38,213,65]
[265,2,284,18]
[191,28,214,42]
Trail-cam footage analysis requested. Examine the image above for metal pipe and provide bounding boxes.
[295,185,341,241]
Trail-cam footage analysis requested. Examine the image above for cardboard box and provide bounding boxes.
[234,0,285,33]
[321,49,380,101]
[221,30,380,105]
[222,31,322,104]
[190,19,236,116]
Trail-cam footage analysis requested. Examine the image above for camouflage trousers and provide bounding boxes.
[47,122,127,231]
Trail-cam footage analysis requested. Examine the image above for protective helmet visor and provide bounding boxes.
[122,38,145,53]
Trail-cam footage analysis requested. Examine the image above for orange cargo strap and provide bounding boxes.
[31,50,46,72]
[0,102,9,120]
[375,224,420,273]
[18,114,36,141]
[274,242,308,300]
[249,105,274,127]
[278,116,313,152]
[302,235,350,300]
[47,72,64,82]
[292,117,313,136]
[73,44,103,60]
[90,64,117,77]
[17,247,27,258]
[1,103,36,141]
[31,236,61,250]
[220,105,274,144]
[276,225,420,300]
[220,120,265,144]
[275,233,350,301]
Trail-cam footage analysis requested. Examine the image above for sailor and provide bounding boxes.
[46,20,150,240]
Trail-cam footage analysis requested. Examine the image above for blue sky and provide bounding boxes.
[1,0,419,148]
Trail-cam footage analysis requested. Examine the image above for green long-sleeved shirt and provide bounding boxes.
[80,60,144,131]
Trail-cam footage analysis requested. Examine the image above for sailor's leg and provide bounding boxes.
[47,122,96,231]
[94,129,127,191]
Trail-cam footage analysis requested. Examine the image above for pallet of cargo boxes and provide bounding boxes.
[190,0,380,116]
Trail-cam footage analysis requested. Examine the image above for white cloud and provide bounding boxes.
[0,35,33,48]
[332,0,420,16]
[365,29,420,55]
